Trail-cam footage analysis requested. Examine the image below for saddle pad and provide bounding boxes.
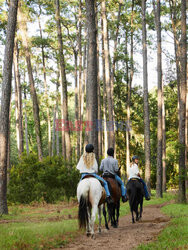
[82,175,104,187]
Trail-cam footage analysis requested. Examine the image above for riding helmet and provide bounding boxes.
[132,155,139,161]
[85,144,94,153]
[107,148,114,156]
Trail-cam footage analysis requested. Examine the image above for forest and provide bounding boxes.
[0,0,187,216]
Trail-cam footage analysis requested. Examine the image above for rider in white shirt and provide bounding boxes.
[128,156,151,200]
[77,144,113,204]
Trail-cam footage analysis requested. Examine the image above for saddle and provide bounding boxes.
[103,173,115,179]
[82,174,104,187]
[103,173,121,188]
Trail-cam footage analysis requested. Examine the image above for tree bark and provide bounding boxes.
[186,64,188,189]
[85,0,98,158]
[101,17,108,158]
[74,49,79,158]
[55,0,71,160]
[38,11,51,156]
[0,0,18,214]
[178,0,187,203]
[78,0,82,159]
[18,3,43,161]
[162,84,166,192]
[168,1,182,129]
[23,88,29,155]
[13,40,24,157]
[101,0,115,148]
[142,0,151,193]
[153,0,163,197]
[96,2,102,159]
[126,0,135,172]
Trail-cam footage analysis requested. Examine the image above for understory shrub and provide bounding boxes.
[8,153,80,203]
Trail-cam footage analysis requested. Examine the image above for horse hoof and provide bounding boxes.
[91,234,96,240]
[86,232,91,237]
[113,224,118,228]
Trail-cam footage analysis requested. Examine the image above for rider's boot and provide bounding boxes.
[122,195,128,203]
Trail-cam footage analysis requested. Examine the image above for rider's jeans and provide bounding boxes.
[115,175,126,197]
[139,178,150,198]
[81,173,111,197]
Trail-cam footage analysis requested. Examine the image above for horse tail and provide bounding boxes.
[78,194,89,229]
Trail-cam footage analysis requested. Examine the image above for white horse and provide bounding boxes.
[77,177,106,239]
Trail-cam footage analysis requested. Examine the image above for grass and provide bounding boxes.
[0,190,185,249]
[137,202,188,250]
[0,220,79,249]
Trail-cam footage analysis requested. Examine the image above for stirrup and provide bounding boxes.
[122,196,128,203]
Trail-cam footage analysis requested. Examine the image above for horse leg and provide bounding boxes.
[103,204,109,230]
[90,205,98,239]
[98,206,102,233]
[136,210,139,221]
[116,201,120,227]
[86,206,91,237]
[112,206,117,228]
[140,200,143,219]
[132,210,135,223]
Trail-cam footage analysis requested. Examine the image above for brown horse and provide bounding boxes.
[103,175,121,228]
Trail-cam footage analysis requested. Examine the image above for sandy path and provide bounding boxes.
[61,203,170,250]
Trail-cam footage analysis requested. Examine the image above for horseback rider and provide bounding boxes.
[76,144,113,204]
[100,148,128,203]
[128,155,151,200]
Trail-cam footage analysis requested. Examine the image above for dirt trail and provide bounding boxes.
[61,203,170,250]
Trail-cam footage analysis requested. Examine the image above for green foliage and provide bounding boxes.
[8,153,80,204]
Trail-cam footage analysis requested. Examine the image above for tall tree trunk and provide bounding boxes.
[112,0,122,87]
[14,40,24,157]
[85,0,98,159]
[55,0,71,160]
[56,81,60,156]
[142,0,151,193]
[0,0,18,214]
[126,0,135,173]
[125,31,130,175]
[101,0,114,148]
[18,4,43,161]
[52,106,56,157]
[78,0,82,159]
[169,0,181,119]
[162,84,166,192]
[38,12,51,156]
[153,0,163,197]
[101,17,108,158]
[81,28,87,155]
[178,0,187,203]
[186,64,188,189]
[96,2,102,159]
[23,88,29,155]
[52,79,60,157]
[74,50,79,158]
[7,103,11,187]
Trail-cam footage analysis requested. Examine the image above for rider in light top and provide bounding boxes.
[76,144,113,204]
[100,148,128,203]
[128,155,151,200]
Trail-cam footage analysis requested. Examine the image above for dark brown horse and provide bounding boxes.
[126,178,144,223]
[103,175,121,228]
